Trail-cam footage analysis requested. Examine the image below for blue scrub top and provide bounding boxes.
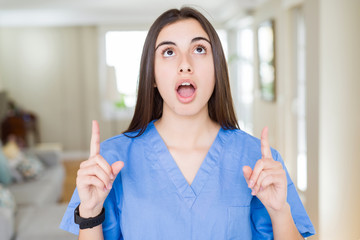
[60,121,315,239]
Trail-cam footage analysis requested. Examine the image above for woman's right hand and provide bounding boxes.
[76,120,124,218]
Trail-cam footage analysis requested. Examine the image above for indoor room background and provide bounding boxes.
[0,0,359,239]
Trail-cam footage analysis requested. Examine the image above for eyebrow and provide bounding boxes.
[155,37,211,51]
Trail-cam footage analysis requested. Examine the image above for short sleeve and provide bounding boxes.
[59,140,124,239]
[59,188,81,235]
[250,150,315,238]
[102,185,122,239]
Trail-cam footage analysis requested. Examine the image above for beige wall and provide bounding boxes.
[318,0,360,239]
[304,0,320,238]
[0,26,131,151]
[0,75,3,91]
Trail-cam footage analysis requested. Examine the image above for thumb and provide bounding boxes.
[111,161,124,177]
[242,166,252,183]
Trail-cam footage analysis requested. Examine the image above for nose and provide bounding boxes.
[178,55,193,73]
[179,66,192,73]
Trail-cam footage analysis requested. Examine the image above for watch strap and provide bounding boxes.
[74,204,105,229]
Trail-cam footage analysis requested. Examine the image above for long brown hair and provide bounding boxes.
[124,7,239,137]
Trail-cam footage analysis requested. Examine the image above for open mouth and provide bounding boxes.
[176,82,196,98]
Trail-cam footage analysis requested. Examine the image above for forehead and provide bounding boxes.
[156,18,209,45]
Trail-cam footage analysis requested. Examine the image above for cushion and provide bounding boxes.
[0,149,12,185]
[35,150,61,167]
[2,139,45,181]
[34,142,62,167]
[2,139,21,160]
[2,140,24,182]
[16,153,44,180]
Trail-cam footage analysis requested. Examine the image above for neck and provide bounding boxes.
[154,108,220,149]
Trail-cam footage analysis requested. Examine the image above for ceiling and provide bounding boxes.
[0,0,264,27]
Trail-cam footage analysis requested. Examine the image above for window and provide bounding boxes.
[294,8,307,192]
[216,29,228,60]
[237,27,254,134]
[100,30,147,120]
[105,31,147,108]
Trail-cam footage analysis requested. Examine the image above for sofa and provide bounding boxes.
[0,143,77,240]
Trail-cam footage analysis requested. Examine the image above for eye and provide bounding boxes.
[194,45,207,54]
[163,48,175,57]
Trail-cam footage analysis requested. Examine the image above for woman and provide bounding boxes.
[60,7,315,239]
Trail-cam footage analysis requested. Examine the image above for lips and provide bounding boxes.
[175,80,197,103]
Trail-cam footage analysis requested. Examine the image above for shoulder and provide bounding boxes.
[101,134,133,151]
[221,128,281,164]
[99,123,154,165]
[221,128,261,150]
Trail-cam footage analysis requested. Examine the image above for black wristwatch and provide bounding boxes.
[74,204,105,229]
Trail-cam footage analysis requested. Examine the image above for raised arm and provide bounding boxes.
[76,120,124,240]
[243,127,304,240]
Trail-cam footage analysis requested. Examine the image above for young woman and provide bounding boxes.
[60,7,315,239]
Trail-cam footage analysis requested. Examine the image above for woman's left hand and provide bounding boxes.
[243,127,287,213]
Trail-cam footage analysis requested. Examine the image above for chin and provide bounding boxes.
[173,104,208,118]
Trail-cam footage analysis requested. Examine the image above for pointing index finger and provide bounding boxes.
[90,120,100,157]
[261,126,273,159]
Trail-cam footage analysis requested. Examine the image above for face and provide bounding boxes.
[154,18,215,119]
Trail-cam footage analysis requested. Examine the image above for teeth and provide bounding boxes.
[181,82,191,86]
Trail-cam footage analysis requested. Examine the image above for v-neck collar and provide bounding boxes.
[145,120,227,208]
